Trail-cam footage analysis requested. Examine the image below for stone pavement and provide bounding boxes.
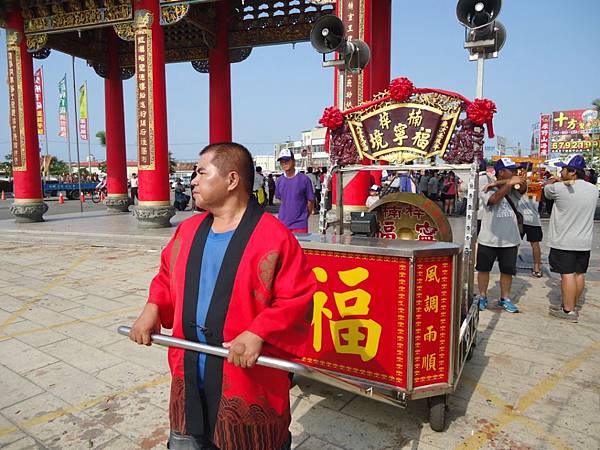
[0,210,599,449]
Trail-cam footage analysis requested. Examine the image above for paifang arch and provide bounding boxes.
[1,0,391,226]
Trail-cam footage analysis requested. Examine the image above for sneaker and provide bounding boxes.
[548,303,562,312]
[478,296,488,311]
[531,270,543,278]
[497,298,519,313]
[549,308,579,323]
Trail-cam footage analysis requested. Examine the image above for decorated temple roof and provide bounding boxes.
[0,0,334,73]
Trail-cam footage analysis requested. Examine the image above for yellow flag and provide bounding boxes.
[79,82,88,140]
[79,83,87,120]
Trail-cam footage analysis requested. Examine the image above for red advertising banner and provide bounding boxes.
[34,68,45,135]
[302,250,410,389]
[413,256,453,387]
[539,114,550,157]
[552,109,600,135]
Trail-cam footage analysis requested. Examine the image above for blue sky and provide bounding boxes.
[1,0,599,162]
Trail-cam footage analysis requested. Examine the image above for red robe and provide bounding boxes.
[147,199,315,450]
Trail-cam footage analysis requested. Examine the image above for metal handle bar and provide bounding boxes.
[117,326,313,375]
[117,325,407,407]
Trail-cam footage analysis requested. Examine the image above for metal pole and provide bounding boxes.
[476,56,484,99]
[64,73,73,176]
[337,67,346,110]
[116,326,406,408]
[85,81,92,174]
[71,56,83,213]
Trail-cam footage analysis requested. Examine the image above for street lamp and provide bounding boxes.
[456,0,506,98]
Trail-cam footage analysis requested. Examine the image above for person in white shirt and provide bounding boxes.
[253,166,266,206]
[365,185,380,208]
[130,173,138,205]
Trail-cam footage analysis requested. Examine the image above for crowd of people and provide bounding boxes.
[475,155,597,323]
[366,169,466,216]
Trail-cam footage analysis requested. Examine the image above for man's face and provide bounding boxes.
[497,167,516,181]
[190,152,229,210]
[279,158,295,171]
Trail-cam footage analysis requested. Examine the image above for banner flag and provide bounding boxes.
[79,82,88,140]
[34,68,45,135]
[58,75,68,138]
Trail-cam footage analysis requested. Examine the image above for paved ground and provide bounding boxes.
[0,209,599,449]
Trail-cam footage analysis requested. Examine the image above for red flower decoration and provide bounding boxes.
[466,98,497,126]
[389,77,414,102]
[319,106,344,130]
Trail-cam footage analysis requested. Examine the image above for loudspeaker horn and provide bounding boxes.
[493,21,506,52]
[456,0,502,29]
[310,15,346,54]
[345,39,371,72]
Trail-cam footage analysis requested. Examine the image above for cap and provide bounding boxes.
[493,157,519,172]
[369,184,380,192]
[277,148,295,161]
[556,154,586,171]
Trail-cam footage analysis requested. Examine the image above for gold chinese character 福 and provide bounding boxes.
[311,266,382,361]
[412,127,432,150]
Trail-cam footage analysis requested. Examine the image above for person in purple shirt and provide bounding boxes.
[275,149,315,233]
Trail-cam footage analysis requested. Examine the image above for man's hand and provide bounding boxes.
[222,331,264,369]
[129,303,161,346]
[483,181,499,192]
[509,175,526,187]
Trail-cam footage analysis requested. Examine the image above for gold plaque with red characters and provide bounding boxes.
[368,193,452,242]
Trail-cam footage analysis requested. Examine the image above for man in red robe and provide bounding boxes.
[129,143,315,450]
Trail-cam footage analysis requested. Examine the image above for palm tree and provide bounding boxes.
[96,131,106,147]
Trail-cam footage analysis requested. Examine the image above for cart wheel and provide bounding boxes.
[428,395,447,432]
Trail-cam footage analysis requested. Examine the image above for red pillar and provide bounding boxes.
[370,0,392,94]
[331,0,373,214]
[132,0,174,227]
[209,1,232,143]
[104,28,130,213]
[6,11,48,222]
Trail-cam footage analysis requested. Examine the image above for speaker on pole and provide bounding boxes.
[345,39,371,72]
[310,15,346,54]
[492,21,506,53]
[456,0,501,30]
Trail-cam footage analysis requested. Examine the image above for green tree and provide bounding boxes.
[97,160,107,174]
[168,151,177,175]
[48,157,70,176]
[78,167,91,178]
[96,131,106,147]
[0,154,13,178]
